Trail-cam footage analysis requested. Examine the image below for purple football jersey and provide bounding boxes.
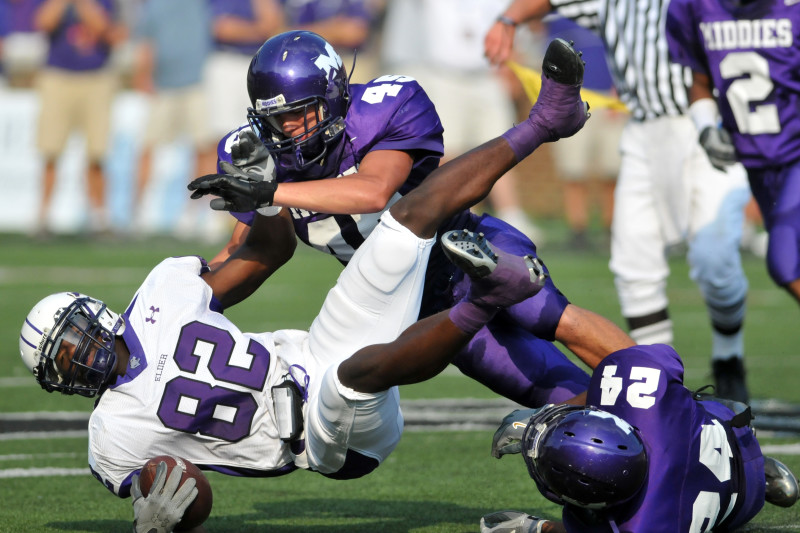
[41,0,115,71]
[572,345,765,532]
[666,0,800,168]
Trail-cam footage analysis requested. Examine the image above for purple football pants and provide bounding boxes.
[748,160,800,286]
[423,213,590,407]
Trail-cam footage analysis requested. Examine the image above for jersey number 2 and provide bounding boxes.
[720,51,780,135]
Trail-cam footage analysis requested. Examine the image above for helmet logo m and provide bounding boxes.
[314,42,343,80]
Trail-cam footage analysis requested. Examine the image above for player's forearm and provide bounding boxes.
[203,213,295,308]
[273,174,397,214]
[689,71,715,104]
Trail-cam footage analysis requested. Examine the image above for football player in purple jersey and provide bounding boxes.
[189,30,635,410]
[481,344,798,533]
[666,0,800,308]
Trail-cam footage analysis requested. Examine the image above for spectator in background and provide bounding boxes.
[33,0,122,239]
[130,0,227,243]
[546,16,625,251]
[0,0,46,88]
[381,0,546,243]
[207,0,284,140]
[281,0,379,82]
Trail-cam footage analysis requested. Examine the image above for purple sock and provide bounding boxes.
[449,300,499,335]
[501,118,549,162]
[502,75,587,162]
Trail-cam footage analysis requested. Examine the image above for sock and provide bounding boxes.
[449,300,499,335]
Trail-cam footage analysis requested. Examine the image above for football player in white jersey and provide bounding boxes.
[19,39,590,533]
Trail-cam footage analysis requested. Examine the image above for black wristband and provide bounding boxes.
[497,15,517,26]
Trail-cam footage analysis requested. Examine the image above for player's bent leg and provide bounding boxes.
[307,211,433,367]
[451,322,590,408]
[304,364,402,479]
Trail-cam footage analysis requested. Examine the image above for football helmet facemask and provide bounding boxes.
[246,30,350,180]
[522,405,648,510]
[20,292,125,397]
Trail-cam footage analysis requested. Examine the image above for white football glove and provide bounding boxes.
[698,125,737,171]
[491,406,550,458]
[131,461,198,533]
[480,510,547,533]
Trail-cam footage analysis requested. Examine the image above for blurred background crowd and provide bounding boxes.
[0,0,761,253]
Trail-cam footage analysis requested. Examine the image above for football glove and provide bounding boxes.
[189,161,278,212]
[698,125,737,171]
[491,406,549,459]
[131,461,198,533]
[480,510,547,533]
[231,129,273,182]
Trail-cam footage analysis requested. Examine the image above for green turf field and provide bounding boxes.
[1,229,798,532]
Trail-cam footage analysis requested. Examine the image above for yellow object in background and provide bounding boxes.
[507,60,629,113]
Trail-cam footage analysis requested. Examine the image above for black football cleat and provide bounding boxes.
[542,37,585,87]
[764,456,799,508]
[712,358,750,404]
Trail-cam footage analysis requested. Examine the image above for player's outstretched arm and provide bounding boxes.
[201,210,297,309]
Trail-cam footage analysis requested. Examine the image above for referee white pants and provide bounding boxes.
[610,115,750,321]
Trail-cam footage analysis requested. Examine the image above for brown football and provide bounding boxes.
[138,455,213,531]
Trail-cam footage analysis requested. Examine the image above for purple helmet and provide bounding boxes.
[522,405,648,510]
[246,31,350,180]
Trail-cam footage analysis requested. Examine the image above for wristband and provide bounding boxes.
[497,15,517,26]
[688,98,719,132]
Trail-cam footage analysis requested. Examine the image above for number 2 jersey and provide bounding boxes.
[568,344,765,532]
[88,256,306,497]
[665,0,800,169]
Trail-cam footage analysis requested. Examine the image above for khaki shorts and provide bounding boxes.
[142,85,214,149]
[36,68,117,161]
[551,107,627,182]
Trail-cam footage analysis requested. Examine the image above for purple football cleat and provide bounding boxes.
[503,38,590,160]
[441,229,548,309]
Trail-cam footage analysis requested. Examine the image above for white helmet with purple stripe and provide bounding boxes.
[20,292,125,397]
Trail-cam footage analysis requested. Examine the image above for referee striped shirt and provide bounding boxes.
[550,0,691,121]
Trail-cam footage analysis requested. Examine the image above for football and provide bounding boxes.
[138,455,213,531]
